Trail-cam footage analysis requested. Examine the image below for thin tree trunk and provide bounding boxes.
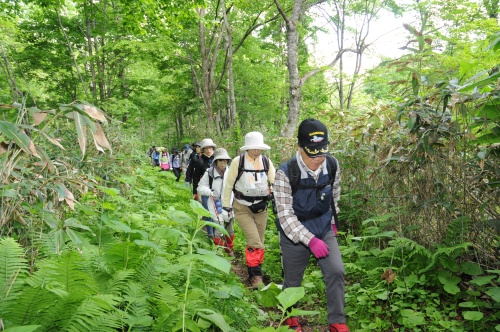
[85,0,97,103]
[275,0,304,138]
[221,0,236,128]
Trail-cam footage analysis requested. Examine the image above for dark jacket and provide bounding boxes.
[185,154,213,194]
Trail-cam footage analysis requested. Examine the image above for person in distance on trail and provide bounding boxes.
[159,150,170,171]
[170,147,182,181]
[273,119,349,332]
[197,148,235,256]
[184,141,202,187]
[152,147,161,167]
[186,138,217,237]
[181,143,193,173]
[222,132,275,288]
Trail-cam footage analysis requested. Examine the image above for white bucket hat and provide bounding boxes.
[200,138,217,150]
[213,148,231,162]
[240,132,270,151]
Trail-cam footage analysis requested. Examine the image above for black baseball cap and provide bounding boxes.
[297,119,329,157]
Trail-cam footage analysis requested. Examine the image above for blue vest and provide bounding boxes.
[279,161,333,239]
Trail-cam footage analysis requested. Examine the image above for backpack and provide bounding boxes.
[287,154,339,224]
[232,153,270,197]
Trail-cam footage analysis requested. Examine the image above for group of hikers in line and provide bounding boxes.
[147,144,195,182]
[149,119,349,332]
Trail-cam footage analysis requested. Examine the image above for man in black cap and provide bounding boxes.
[273,119,349,332]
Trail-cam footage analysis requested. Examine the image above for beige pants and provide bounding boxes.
[233,200,267,249]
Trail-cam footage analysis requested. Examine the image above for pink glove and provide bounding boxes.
[308,237,329,259]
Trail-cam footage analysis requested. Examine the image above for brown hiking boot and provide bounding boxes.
[250,275,263,287]
[284,317,302,331]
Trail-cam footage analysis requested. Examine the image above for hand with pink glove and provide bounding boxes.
[308,237,329,259]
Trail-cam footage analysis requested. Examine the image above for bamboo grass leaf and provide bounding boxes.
[0,121,40,158]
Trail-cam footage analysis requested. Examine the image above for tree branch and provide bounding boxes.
[274,0,289,23]
[300,48,358,86]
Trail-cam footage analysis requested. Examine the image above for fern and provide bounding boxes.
[444,216,471,246]
[99,269,135,295]
[0,237,28,299]
[62,296,119,332]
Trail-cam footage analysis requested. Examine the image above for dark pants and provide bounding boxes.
[172,167,181,181]
[280,230,346,324]
[201,195,214,237]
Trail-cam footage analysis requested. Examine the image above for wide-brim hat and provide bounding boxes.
[240,132,270,151]
[184,143,191,149]
[194,141,202,147]
[298,118,329,157]
[172,147,179,153]
[200,138,217,150]
[213,148,231,162]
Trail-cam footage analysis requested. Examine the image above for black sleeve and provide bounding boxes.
[185,160,194,182]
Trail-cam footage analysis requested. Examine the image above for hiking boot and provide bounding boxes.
[328,323,350,332]
[250,275,263,287]
[284,317,302,331]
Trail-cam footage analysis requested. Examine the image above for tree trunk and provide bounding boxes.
[275,0,304,138]
[221,0,237,128]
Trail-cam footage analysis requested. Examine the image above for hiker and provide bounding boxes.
[273,119,349,332]
[222,132,275,287]
[147,145,155,160]
[170,147,182,181]
[184,141,202,187]
[197,148,235,256]
[181,143,193,173]
[159,150,170,171]
[152,147,161,167]
[185,138,217,237]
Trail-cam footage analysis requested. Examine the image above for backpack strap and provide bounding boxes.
[288,155,339,224]
[208,167,215,190]
[233,154,270,191]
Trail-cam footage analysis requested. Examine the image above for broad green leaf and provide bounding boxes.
[104,219,132,233]
[277,287,304,310]
[443,284,460,295]
[463,311,483,321]
[289,308,320,317]
[461,262,483,276]
[458,301,476,308]
[0,121,40,158]
[152,227,182,243]
[168,210,194,224]
[172,318,200,332]
[65,229,82,249]
[486,287,500,302]
[258,282,282,307]
[470,275,496,286]
[184,253,231,274]
[197,309,233,332]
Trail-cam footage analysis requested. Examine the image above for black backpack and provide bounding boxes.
[287,155,339,224]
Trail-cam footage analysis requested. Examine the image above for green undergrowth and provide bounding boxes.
[0,164,266,332]
[1,161,499,331]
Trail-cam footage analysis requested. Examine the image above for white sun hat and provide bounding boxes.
[240,132,270,151]
[200,138,217,150]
